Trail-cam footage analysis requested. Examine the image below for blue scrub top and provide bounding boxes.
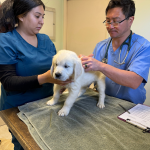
[93,33,150,104]
[0,29,56,110]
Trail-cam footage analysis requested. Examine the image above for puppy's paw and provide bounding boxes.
[58,107,70,116]
[97,102,105,109]
[47,98,57,106]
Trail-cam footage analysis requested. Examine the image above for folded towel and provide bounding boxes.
[18,89,150,150]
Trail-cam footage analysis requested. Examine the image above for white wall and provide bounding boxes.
[131,0,150,40]
[39,0,64,51]
[131,0,150,106]
[66,0,109,55]
[0,0,4,3]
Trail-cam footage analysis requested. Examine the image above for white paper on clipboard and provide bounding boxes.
[118,104,150,128]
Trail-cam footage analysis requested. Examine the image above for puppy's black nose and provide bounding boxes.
[55,73,61,78]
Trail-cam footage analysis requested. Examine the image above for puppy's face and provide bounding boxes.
[51,50,83,81]
[51,52,75,81]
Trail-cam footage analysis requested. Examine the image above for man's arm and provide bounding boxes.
[81,56,143,89]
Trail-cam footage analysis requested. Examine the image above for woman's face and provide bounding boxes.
[19,5,45,35]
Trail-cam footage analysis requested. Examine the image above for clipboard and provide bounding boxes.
[118,104,150,133]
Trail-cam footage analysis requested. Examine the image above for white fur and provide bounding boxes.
[47,50,106,116]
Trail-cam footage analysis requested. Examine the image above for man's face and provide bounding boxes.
[106,7,133,39]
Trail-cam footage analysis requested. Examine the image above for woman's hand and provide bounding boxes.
[38,70,72,86]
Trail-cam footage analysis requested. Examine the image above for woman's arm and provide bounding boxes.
[0,64,71,92]
[0,64,41,91]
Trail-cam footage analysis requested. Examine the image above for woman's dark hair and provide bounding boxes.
[0,0,45,33]
[106,0,135,18]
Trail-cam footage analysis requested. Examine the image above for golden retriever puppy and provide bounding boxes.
[47,50,106,116]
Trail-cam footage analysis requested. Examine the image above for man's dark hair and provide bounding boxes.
[106,0,135,18]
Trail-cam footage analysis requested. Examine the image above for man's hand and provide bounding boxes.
[80,54,103,72]
[79,54,93,59]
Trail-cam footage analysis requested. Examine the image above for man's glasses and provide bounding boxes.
[103,17,129,27]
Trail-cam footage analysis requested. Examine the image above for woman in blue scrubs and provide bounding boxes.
[0,0,70,149]
[81,0,150,104]
[0,0,70,110]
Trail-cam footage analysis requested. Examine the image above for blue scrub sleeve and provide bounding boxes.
[127,42,150,83]
[0,34,18,64]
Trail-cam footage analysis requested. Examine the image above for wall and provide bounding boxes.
[42,0,64,51]
[66,0,109,55]
[131,0,150,106]
[0,0,4,3]
[131,0,150,41]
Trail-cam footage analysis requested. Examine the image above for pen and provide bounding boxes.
[118,104,130,114]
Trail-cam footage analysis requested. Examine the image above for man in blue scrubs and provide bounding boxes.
[81,0,150,104]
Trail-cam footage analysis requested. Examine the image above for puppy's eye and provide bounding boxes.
[56,63,58,66]
[64,65,69,68]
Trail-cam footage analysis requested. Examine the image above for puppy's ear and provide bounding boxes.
[74,59,83,80]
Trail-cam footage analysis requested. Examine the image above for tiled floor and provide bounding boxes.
[0,117,14,149]
[0,82,14,149]
[0,117,11,138]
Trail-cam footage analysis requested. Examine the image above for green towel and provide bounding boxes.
[17,89,150,150]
